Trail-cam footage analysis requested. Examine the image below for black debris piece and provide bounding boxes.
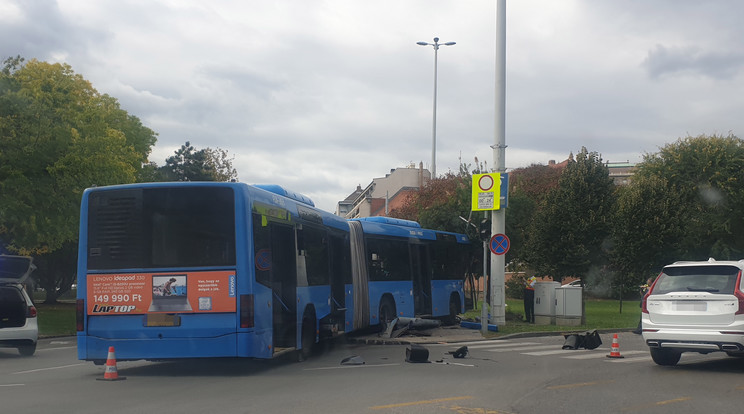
[340,355,365,365]
[562,329,602,350]
[405,344,430,363]
[448,346,469,358]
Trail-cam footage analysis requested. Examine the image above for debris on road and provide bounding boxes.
[405,344,430,363]
[340,355,365,365]
[380,317,442,339]
[562,329,602,350]
[448,346,469,358]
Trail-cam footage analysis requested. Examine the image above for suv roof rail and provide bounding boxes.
[708,257,717,262]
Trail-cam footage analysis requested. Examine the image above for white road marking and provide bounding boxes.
[13,363,86,375]
[487,344,558,353]
[304,363,401,371]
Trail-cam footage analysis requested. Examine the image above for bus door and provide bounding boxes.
[329,235,347,332]
[410,244,432,316]
[270,223,297,351]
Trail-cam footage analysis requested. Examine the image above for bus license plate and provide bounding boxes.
[145,314,181,327]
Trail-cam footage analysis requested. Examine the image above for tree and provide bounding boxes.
[0,57,157,302]
[155,141,237,182]
[504,162,565,268]
[611,175,687,295]
[612,134,744,283]
[524,148,616,283]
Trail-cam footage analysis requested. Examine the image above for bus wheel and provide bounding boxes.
[379,298,396,332]
[297,316,315,362]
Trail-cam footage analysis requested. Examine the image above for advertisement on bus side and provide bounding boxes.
[86,270,236,315]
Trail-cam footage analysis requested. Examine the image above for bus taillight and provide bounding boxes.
[76,299,85,332]
[240,294,254,328]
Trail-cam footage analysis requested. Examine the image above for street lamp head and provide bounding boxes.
[416,41,429,46]
[433,37,439,42]
[444,42,456,46]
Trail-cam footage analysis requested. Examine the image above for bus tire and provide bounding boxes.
[379,297,396,331]
[297,313,315,362]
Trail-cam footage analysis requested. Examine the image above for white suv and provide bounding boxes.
[642,258,744,366]
[0,255,38,356]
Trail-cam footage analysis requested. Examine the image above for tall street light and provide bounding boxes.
[417,37,456,179]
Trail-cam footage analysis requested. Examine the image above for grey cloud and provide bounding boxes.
[0,0,110,64]
[643,44,744,80]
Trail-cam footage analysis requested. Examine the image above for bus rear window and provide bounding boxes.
[87,187,236,270]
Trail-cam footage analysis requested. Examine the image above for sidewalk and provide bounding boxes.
[347,321,636,345]
[348,323,493,345]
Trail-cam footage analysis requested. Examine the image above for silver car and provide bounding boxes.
[0,255,38,356]
[642,258,744,366]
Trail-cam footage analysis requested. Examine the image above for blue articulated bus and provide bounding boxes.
[76,182,471,362]
[349,217,468,329]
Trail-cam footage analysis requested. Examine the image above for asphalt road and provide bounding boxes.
[2,332,743,413]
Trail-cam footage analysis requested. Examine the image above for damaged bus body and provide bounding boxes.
[76,182,470,363]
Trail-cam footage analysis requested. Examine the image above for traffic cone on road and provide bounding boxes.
[97,346,126,381]
[606,333,624,358]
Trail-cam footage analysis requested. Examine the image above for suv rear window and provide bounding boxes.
[653,265,741,295]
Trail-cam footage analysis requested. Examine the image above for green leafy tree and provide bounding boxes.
[504,162,564,268]
[0,57,157,302]
[612,134,744,285]
[155,141,237,182]
[524,148,616,283]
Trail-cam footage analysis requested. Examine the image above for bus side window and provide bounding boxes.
[304,226,329,286]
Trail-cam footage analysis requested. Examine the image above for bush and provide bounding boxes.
[506,275,525,299]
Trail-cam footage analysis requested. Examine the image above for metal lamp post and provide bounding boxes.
[417,37,455,179]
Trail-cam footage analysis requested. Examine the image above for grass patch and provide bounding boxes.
[463,298,640,337]
[36,302,77,337]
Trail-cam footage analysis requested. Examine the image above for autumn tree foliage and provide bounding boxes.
[389,171,473,234]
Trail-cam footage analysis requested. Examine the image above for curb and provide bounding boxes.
[346,327,638,345]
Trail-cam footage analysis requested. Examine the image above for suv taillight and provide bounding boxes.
[76,299,85,332]
[735,271,744,315]
[28,305,37,318]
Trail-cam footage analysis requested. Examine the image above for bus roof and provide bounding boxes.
[350,217,469,243]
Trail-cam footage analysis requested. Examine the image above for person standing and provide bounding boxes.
[633,278,653,334]
[524,275,537,323]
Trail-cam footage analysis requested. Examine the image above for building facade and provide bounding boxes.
[337,164,430,219]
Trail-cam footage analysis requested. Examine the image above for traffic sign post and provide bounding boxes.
[471,173,501,211]
[489,234,510,256]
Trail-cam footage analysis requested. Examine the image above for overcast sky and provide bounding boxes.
[3,0,743,212]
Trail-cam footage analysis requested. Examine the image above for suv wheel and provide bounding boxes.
[650,348,681,366]
[18,343,36,357]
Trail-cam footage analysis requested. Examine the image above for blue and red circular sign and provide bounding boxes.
[255,249,272,271]
[489,234,510,255]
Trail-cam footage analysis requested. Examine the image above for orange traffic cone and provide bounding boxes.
[97,346,126,381]
[606,333,624,358]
